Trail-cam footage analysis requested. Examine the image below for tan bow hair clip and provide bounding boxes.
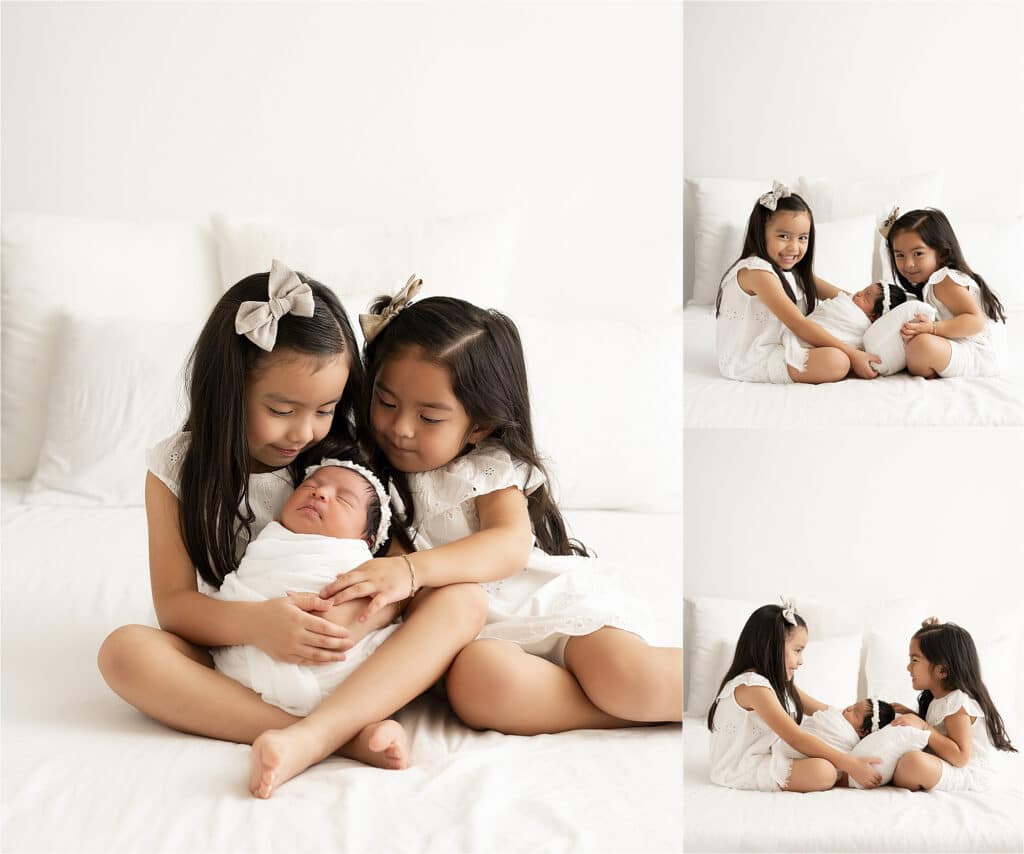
[359,275,423,344]
[878,205,900,239]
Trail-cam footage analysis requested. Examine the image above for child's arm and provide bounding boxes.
[146,472,355,665]
[812,276,846,298]
[739,269,880,378]
[320,485,534,619]
[795,685,829,715]
[902,278,987,339]
[891,709,974,767]
[736,683,883,789]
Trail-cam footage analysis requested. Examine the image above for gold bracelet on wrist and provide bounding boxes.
[401,553,418,598]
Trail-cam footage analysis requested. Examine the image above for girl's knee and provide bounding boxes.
[792,758,838,792]
[435,582,488,632]
[97,624,155,686]
[821,347,851,380]
[447,641,517,729]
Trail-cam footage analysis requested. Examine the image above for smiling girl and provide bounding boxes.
[715,181,881,384]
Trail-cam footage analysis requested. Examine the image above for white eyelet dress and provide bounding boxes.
[716,256,806,384]
[926,689,997,792]
[709,672,794,791]
[402,441,654,666]
[921,267,1004,377]
[146,432,294,594]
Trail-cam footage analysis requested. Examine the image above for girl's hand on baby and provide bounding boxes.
[901,314,933,341]
[320,557,412,622]
[891,713,929,730]
[844,755,883,789]
[849,349,881,379]
[890,702,914,716]
[254,594,354,665]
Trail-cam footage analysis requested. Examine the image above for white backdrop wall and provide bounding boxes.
[1,1,683,317]
[683,0,1024,302]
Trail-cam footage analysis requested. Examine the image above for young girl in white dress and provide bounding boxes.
[715,180,882,384]
[884,208,1007,378]
[890,618,1016,791]
[319,280,682,735]
[707,602,884,792]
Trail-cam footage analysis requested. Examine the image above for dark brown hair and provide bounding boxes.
[913,620,1015,752]
[707,604,806,731]
[715,193,818,318]
[362,295,587,557]
[886,209,1006,322]
[179,272,363,588]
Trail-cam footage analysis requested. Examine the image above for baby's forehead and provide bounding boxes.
[304,466,373,494]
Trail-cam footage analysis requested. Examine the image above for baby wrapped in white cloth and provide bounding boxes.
[773,702,866,759]
[211,460,398,716]
[782,284,909,372]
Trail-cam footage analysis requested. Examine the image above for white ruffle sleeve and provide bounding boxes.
[145,431,191,498]
[926,689,985,725]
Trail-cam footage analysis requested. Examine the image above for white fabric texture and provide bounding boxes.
[26,317,195,505]
[772,705,861,761]
[405,442,655,656]
[922,267,1004,378]
[708,672,793,792]
[847,725,931,788]
[210,522,398,716]
[862,299,938,376]
[0,212,220,480]
[926,689,998,793]
[685,723,1022,853]
[684,305,1024,427]
[716,256,805,384]
[781,293,871,372]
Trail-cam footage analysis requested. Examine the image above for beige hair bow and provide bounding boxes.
[359,275,423,344]
[759,180,792,211]
[878,205,900,239]
[235,259,316,351]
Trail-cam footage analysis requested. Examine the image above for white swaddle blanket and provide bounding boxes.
[773,706,861,760]
[211,521,398,716]
[782,294,871,372]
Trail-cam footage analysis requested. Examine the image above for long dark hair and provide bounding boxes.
[715,193,818,318]
[886,209,1006,322]
[913,620,1016,752]
[362,295,587,557]
[179,271,363,588]
[707,604,806,731]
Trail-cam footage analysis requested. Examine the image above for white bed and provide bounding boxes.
[1,484,682,853]
[684,305,1024,428]
[683,721,1023,853]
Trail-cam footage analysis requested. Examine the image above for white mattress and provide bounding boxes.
[1,493,682,853]
[683,718,1024,853]
[684,305,1024,427]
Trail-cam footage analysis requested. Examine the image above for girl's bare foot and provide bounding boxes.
[345,720,410,770]
[249,725,329,799]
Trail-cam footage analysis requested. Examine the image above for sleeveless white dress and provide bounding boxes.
[926,689,997,792]
[716,256,806,384]
[402,441,653,666]
[708,672,794,791]
[920,267,1003,377]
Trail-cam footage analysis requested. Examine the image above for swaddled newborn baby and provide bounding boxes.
[211,459,398,716]
[774,698,895,760]
[783,283,909,372]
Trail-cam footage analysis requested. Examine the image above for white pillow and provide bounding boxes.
[25,316,194,505]
[862,300,938,375]
[848,725,931,788]
[211,210,519,315]
[1,212,220,480]
[516,311,681,511]
[812,216,875,291]
[688,176,788,306]
[953,216,1024,314]
[797,173,944,282]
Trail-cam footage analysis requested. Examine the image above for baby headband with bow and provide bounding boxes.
[235,259,316,352]
[304,458,392,554]
[878,205,901,240]
[870,696,881,733]
[879,282,891,315]
[359,275,423,344]
[759,180,792,212]
[779,596,797,626]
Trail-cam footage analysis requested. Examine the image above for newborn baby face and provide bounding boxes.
[841,699,871,737]
[280,465,374,541]
[851,284,882,318]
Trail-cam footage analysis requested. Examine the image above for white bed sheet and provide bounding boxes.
[684,305,1024,427]
[1,496,682,853]
[683,718,1023,853]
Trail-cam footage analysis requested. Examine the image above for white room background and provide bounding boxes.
[2,1,682,318]
[683,0,1024,302]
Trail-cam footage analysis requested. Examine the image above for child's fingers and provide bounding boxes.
[286,591,333,612]
[331,581,377,606]
[360,593,391,623]
[319,573,360,599]
[305,626,354,652]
